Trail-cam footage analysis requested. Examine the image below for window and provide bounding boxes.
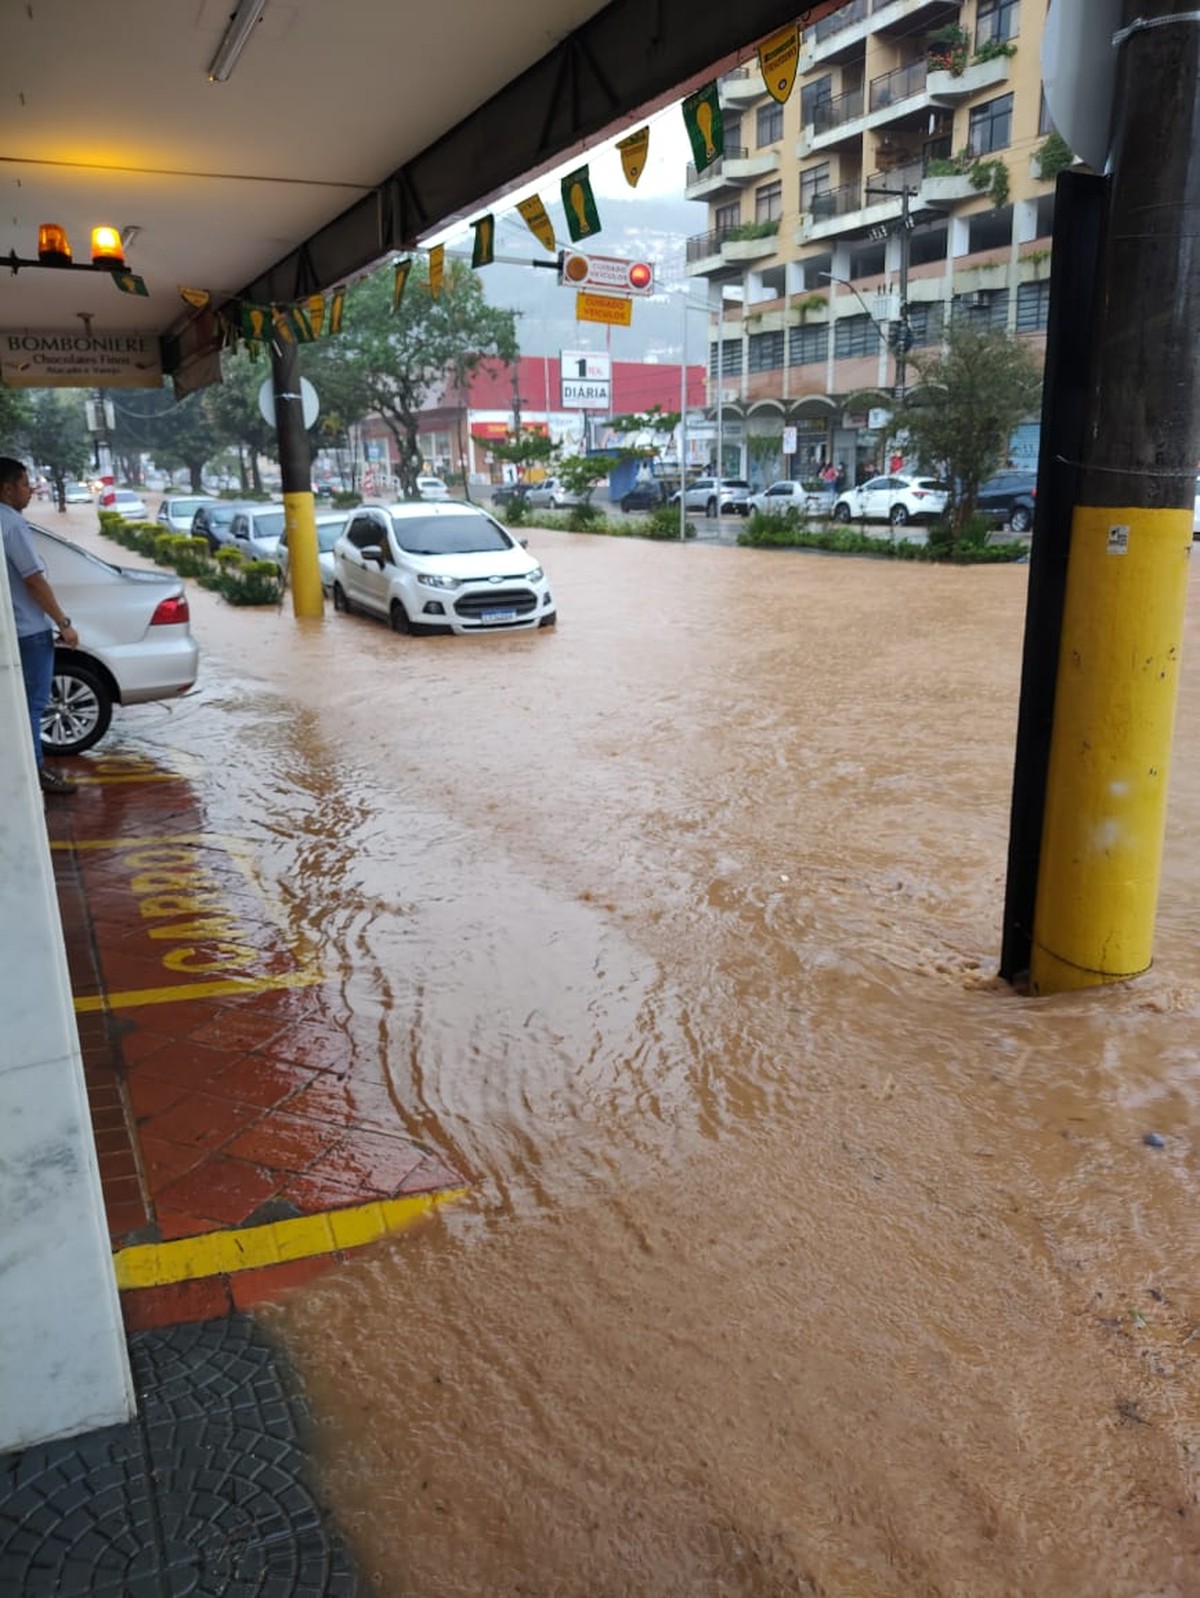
[969,93,1014,155]
[715,201,740,234]
[757,102,784,146]
[976,0,1019,47]
[1016,280,1051,333]
[952,289,1009,330]
[748,330,785,372]
[800,163,831,210]
[724,116,743,149]
[788,324,829,366]
[907,302,944,348]
[755,181,783,223]
[347,514,385,550]
[710,338,743,377]
[1037,88,1054,136]
[833,315,881,358]
[801,74,834,127]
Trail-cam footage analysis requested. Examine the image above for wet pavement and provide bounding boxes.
[4,506,1198,1595]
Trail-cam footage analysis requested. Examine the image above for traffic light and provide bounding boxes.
[556,250,655,296]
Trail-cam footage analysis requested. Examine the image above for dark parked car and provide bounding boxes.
[191,500,246,552]
[976,470,1037,533]
[619,480,667,512]
[492,481,531,509]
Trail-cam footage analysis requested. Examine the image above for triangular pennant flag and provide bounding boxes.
[328,285,346,334]
[617,127,650,187]
[241,303,270,341]
[391,260,412,313]
[306,294,325,339]
[758,25,800,104]
[282,303,316,343]
[111,270,149,297]
[561,166,601,242]
[682,83,724,174]
[472,214,495,268]
[428,244,445,300]
[516,195,556,252]
[179,286,211,310]
[271,307,295,345]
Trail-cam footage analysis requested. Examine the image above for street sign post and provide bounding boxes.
[558,251,654,296]
[575,292,632,328]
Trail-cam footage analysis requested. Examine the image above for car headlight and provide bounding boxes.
[417,572,462,590]
[526,565,544,583]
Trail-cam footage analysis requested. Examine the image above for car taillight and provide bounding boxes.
[150,595,189,626]
[913,490,927,499]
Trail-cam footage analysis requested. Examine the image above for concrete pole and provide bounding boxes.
[270,336,322,619]
[1030,0,1200,993]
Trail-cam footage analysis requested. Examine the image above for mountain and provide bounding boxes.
[478,193,710,364]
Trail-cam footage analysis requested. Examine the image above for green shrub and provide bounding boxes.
[642,503,695,540]
[502,496,529,525]
[331,491,361,510]
[214,545,246,568]
[170,536,212,578]
[216,558,283,606]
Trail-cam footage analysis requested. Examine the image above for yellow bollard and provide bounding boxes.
[284,491,323,619]
[1029,504,1192,993]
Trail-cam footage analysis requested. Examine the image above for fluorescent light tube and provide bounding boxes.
[208,0,268,83]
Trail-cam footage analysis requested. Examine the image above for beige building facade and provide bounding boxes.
[685,0,1062,483]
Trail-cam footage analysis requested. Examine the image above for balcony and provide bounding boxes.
[684,145,781,200]
[799,0,868,65]
[801,62,932,157]
[719,67,767,108]
[869,59,928,114]
[685,222,780,275]
[928,53,1013,102]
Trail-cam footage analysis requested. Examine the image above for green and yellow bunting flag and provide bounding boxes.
[617,126,650,187]
[517,194,556,252]
[472,214,495,268]
[561,166,601,242]
[274,304,316,344]
[391,259,412,312]
[428,244,445,300]
[112,269,149,296]
[328,285,346,334]
[306,294,325,338]
[242,303,270,342]
[758,25,799,104]
[682,83,723,173]
[178,286,211,310]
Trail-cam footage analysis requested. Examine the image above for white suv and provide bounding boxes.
[833,473,948,527]
[332,502,556,635]
[670,477,752,516]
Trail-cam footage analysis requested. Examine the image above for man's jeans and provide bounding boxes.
[18,628,54,769]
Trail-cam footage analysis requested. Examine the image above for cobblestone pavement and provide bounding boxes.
[0,1316,358,1596]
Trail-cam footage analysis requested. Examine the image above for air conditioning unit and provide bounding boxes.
[967,291,989,307]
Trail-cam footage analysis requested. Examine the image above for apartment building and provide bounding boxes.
[685,0,1061,483]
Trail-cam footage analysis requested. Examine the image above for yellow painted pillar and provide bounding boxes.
[284,492,323,618]
[1029,507,1192,992]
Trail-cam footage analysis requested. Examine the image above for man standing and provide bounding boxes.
[0,456,79,796]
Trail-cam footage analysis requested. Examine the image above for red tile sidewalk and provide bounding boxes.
[46,755,468,1329]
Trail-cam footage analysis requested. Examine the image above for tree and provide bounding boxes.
[488,426,557,479]
[203,349,278,493]
[21,391,91,510]
[555,451,620,523]
[900,323,1041,542]
[606,406,682,470]
[337,257,519,496]
[111,386,221,492]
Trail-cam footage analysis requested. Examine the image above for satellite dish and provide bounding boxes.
[257,376,319,429]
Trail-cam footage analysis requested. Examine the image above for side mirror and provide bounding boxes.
[519,537,529,548]
[361,544,385,565]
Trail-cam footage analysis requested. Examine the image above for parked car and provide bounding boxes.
[225,504,288,565]
[331,502,556,635]
[749,479,837,518]
[277,511,349,593]
[107,489,149,522]
[619,479,667,512]
[63,481,93,504]
[492,481,531,509]
[525,477,583,511]
[668,477,753,516]
[975,470,1037,533]
[833,473,949,527]
[416,475,451,501]
[29,522,199,756]
[191,500,246,553]
[156,494,217,535]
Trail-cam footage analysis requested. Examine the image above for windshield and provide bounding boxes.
[170,497,210,516]
[251,511,286,539]
[316,522,345,552]
[390,514,512,556]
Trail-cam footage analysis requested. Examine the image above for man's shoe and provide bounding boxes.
[39,766,78,796]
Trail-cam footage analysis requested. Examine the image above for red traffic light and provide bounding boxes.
[627,261,653,291]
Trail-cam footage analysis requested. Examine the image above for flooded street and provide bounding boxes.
[85,517,1199,1595]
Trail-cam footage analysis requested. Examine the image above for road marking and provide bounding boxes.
[75,968,325,1013]
[114,1188,469,1289]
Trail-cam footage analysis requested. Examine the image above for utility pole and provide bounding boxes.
[1029,0,1200,993]
[270,335,322,619]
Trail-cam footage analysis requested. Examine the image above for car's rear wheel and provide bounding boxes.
[706,498,717,518]
[389,600,413,634]
[890,503,910,527]
[43,660,113,756]
[1009,505,1032,533]
[833,501,852,524]
[332,582,351,613]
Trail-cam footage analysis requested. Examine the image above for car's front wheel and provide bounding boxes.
[1009,505,1032,533]
[889,503,910,527]
[389,600,413,634]
[833,501,852,524]
[43,659,113,756]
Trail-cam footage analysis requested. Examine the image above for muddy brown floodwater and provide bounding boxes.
[88,513,1200,1595]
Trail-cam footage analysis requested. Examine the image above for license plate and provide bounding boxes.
[481,608,517,623]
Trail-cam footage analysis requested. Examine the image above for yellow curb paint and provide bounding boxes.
[74,968,325,1013]
[113,1189,469,1290]
[69,774,183,786]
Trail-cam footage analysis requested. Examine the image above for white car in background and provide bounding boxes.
[29,523,200,755]
[749,480,837,518]
[416,476,451,501]
[224,503,288,565]
[833,473,948,527]
[107,489,149,522]
[156,494,217,534]
[277,511,349,593]
[524,477,583,511]
[332,501,556,634]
